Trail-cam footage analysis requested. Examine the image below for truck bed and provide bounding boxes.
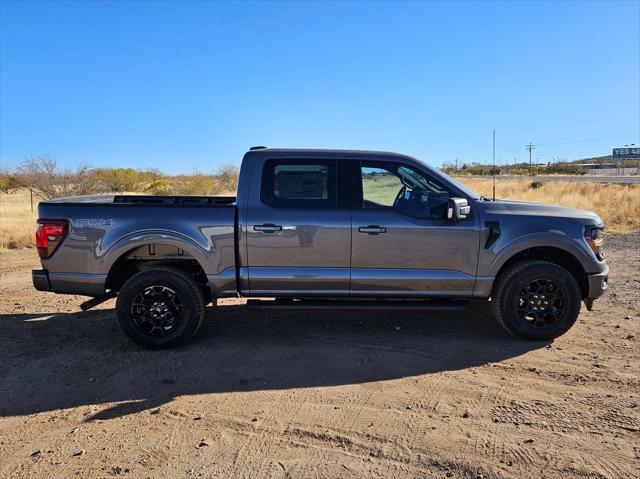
[45,194,236,206]
[36,195,238,297]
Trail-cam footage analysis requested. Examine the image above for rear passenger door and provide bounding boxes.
[245,158,351,296]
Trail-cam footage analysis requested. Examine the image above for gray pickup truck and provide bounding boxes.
[33,147,608,347]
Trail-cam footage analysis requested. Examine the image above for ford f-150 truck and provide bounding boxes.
[32,147,609,347]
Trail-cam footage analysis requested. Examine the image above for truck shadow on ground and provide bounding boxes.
[0,303,549,420]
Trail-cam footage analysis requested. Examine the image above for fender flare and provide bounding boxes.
[98,230,214,277]
[487,232,592,277]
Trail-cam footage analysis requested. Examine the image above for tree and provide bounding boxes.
[17,155,100,199]
[215,163,240,194]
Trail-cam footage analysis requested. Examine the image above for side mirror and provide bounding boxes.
[447,197,470,220]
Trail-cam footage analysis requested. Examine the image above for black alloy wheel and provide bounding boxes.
[116,267,206,348]
[130,285,185,336]
[492,259,582,340]
[515,278,565,327]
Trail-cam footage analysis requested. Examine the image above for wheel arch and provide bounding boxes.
[492,246,588,299]
[104,236,211,295]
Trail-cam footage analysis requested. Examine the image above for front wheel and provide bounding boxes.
[116,267,206,348]
[492,260,582,340]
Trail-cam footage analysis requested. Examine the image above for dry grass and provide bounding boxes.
[0,190,38,251]
[0,179,638,251]
[456,177,640,233]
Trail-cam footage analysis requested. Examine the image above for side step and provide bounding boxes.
[246,299,469,311]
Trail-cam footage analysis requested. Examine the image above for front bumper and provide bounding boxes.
[586,263,609,299]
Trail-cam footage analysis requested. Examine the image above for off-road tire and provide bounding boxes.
[492,259,582,340]
[116,267,206,348]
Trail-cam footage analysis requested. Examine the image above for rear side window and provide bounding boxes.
[261,159,338,209]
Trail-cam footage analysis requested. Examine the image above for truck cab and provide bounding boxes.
[236,149,481,298]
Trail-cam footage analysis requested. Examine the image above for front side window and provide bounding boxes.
[360,162,451,219]
[361,166,404,207]
[262,159,337,208]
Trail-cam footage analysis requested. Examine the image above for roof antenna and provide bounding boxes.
[492,129,496,201]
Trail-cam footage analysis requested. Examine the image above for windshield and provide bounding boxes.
[412,157,480,200]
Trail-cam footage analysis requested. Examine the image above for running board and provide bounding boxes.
[246,299,469,311]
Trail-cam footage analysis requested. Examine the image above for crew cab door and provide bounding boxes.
[349,160,480,296]
[244,157,351,295]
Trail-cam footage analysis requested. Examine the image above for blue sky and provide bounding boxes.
[1,0,638,173]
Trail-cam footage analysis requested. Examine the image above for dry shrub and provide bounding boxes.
[0,169,24,194]
[215,163,239,194]
[92,168,161,193]
[146,179,173,195]
[171,172,218,196]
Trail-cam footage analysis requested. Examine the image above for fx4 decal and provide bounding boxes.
[75,219,115,228]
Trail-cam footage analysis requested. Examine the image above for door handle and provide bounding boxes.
[254,224,282,233]
[358,225,387,234]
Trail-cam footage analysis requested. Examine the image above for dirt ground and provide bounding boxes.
[0,235,638,479]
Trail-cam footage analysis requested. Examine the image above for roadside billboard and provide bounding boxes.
[613,147,640,160]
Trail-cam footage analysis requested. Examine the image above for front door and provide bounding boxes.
[350,160,480,297]
[245,158,351,296]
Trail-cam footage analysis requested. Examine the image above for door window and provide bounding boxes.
[360,162,450,219]
[261,159,337,208]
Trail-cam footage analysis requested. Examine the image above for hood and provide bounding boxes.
[481,199,603,225]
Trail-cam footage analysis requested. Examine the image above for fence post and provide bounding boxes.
[30,188,33,212]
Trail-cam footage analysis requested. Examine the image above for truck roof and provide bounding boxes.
[245,147,420,163]
[245,147,480,200]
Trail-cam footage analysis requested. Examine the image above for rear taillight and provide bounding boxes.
[35,219,69,258]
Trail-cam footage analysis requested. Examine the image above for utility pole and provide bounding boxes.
[492,130,496,200]
[526,142,536,166]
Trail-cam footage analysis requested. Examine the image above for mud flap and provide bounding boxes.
[585,298,594,311]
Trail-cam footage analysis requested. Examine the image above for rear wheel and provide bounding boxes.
[116,267,206,348]
[492,260,582,340]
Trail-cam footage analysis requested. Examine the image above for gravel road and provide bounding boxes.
[0,235,638,479]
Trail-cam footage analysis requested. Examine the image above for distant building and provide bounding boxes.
[577,163,617,169]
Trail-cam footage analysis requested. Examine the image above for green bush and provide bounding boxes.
[146,179,173,195]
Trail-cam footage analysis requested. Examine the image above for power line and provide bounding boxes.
[537,135,632,147]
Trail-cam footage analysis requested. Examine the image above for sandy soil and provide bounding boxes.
[0,236,638,479]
